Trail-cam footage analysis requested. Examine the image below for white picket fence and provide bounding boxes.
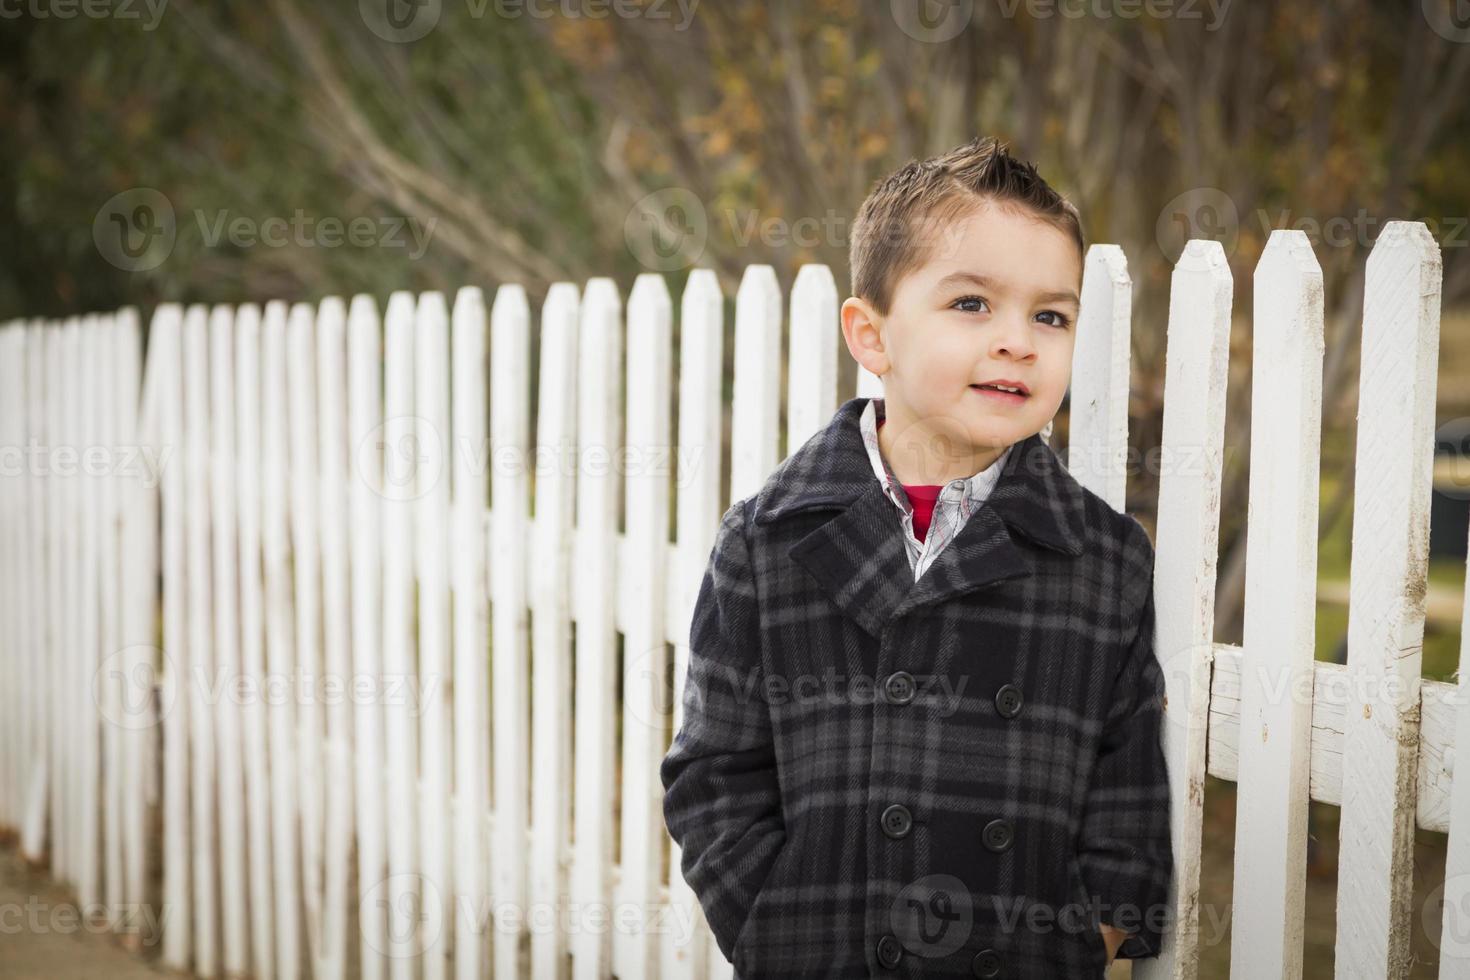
[0,221,1463,980]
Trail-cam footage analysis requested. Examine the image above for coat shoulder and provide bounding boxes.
[1070,479,1156,612]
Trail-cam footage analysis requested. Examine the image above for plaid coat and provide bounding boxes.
[661,395,1173,979]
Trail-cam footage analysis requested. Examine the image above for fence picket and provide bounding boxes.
[235,301,278,980]
[380,290,420,980]
[263,299,303,980]
[347,292,387,980]
[451,286,491,980]
[1229,230,1325,979]
[317,295,356,980]
[787,264,840,453]
[1143,239,1233,980]
[572,278,621,980]
[1337,221,1443,979]
[1069,244,1132,508]
[662,268,725,980]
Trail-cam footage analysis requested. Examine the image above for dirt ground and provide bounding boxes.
[0,847,169,980]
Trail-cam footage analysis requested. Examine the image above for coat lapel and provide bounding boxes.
[756,396,1089,638]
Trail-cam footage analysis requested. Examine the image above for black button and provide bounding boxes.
[994,683,1023,718]
[884,670,916,705]
[971,947,1001,978]
[982,818,1013,852]
[876,933,903,969]
[880,803,912,839]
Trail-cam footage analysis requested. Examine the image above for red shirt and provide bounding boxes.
[877,415,944,543]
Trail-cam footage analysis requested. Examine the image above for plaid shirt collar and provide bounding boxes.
[859,396,1015,577]
[858,395,1012,519]
[753,395,1086,558]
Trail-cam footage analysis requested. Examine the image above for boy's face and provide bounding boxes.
[842,200,1082,467]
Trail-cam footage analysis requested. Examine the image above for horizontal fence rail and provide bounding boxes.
[0,222,1461,980]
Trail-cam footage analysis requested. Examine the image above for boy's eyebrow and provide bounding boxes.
[934,271,1080,306]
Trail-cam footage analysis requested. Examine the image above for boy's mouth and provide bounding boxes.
[970,381,1029,404]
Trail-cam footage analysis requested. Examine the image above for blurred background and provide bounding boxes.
[3,1,1469,977]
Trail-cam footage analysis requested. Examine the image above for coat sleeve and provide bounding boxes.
[1077,525,1174,960]
[660,498,786,963]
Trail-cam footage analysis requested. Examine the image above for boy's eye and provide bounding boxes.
[952,295,1073,329]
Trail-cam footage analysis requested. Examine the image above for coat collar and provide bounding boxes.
[753,396,1088,637]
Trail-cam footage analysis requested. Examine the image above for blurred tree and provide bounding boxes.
[3,0,1468,637]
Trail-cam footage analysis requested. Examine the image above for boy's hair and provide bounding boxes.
[848,136,1084,316]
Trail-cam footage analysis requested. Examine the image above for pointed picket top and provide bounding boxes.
[541,282,578,321]
[1069,244,1132,506]
[287,301,315,341]
[345,295,377,351]
[1256,230,1325,350]
[683,267,721,311]
[384,290,416,331]
[787,264,839,455]
[731,264,782,502]
[453,284,484,323]
[318,296,347,337]
[413,289,451,506]
[678,268,724,534]
[582,277,622,325]
[490,282,528,325]
[139,304,184,452]
[416,290,449,336]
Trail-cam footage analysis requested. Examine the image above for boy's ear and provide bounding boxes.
[841,296,890,378]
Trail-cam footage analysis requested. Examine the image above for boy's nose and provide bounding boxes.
[987,318,1037,359]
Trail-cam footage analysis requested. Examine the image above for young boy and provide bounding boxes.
[660,137,1172,979]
